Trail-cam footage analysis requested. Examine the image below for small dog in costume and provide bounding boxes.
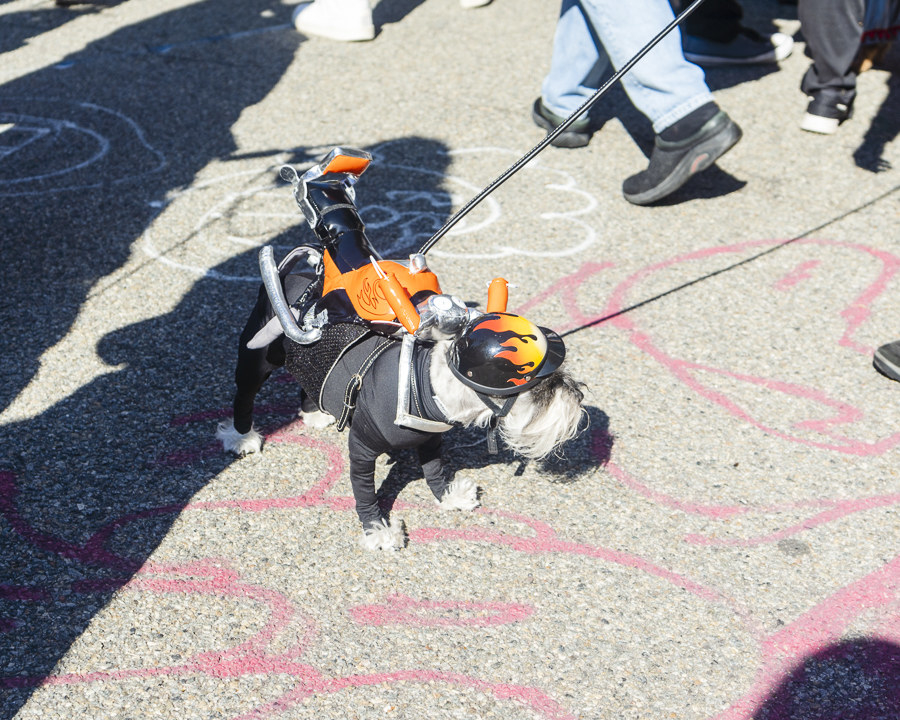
[217,148,586,550]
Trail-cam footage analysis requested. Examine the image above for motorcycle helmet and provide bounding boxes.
[449,312,566,396]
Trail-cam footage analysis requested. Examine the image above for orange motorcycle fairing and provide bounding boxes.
[321,251,441,324]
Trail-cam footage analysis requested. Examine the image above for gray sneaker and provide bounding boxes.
[874,341,900,382]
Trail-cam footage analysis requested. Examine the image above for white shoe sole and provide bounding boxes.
[800,113,840,135]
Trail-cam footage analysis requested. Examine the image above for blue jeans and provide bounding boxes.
[541,0,714,134]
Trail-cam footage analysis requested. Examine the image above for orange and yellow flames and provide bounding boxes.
[477,315,545,385]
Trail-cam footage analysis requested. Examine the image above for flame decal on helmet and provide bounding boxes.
[476,315,546,385]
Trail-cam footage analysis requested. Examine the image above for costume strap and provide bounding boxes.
[476,394,517,454]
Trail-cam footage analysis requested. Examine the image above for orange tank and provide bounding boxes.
[321,251,441,326]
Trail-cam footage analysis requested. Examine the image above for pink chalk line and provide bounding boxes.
[2,560,574,719]
[5,235,900,718]
[518,241,900,456]
[599,425,900,547]
[773,259,820,291]
[349,594,533,628]
[231,669,577,720]
[708,551,900,720]
[0,584,49,634]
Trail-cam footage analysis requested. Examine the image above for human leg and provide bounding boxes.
[538,0,714,133]
[576,0,714,133]
[534,0,741,204]
[798,0,865,133]
[584,0,742,203]
[534,0,608,147]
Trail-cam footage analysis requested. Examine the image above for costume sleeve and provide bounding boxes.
[347,425,385,527]
[417,434,448,501]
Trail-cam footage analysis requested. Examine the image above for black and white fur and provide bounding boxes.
[217,308,585,551]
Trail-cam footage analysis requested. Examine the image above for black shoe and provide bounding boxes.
[683,27,794,67]
[622,109,742,206]
[800,91,854,135]
[874,341,900,382]
[531,98,592,148]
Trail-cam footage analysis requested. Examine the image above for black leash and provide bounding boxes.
[417,0,710,255]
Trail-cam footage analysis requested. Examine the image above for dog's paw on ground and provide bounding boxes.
[438,476,480,511]
[216,420,263,456]
[300,408,336,429]
[360,518,407,551]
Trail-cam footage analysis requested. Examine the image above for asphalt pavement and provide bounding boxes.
[1,0,899,718]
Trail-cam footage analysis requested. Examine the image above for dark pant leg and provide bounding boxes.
[681,0,744,43]
[799,0,865,99]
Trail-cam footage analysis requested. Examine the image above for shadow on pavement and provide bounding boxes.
[854,71,900,174]
[754,638,900,720]
[0,1,129,54]
[0,132,457,715]
[0,0,458,712]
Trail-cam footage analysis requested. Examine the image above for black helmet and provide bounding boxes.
[449,312,566,396]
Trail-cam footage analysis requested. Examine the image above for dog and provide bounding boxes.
[217,148,586,550]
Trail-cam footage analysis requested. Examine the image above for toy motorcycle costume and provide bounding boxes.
[221,148,580,546]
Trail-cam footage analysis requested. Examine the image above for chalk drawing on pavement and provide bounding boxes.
[0,98,165,196]
[140,144,600,281]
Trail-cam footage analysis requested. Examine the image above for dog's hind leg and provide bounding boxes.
[218,286,285,456]
[299,395,334,429]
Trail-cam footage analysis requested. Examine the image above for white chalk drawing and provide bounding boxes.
[141,143,599,281]
[0,98,165,196]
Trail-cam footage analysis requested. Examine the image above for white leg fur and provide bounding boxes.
[438,476,480,511]
[216,419,263,456]
[300,408,335,429]
[359,518,406,551]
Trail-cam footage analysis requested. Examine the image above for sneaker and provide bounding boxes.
[800,91,853,134]
[622,109,742,206]
[460,0,491,7]
[531,98,592,148]
[292,0,375,42]
[874,340,900,382]
[683,27,794,66]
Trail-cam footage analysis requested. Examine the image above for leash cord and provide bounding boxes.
[417,0,710,255]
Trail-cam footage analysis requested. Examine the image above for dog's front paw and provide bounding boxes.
[359,518,406,551]
[300,408,335,429]
[216,420,262,456]
[438,477,480,511]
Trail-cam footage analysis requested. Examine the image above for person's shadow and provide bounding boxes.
[0,0,304,414]
[754,639,900,719]
[0,133,459,717]
[854,49,900,173]
[0,0,455,710]
[0,0,131,54]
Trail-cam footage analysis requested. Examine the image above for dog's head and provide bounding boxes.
[432,312,586,459]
